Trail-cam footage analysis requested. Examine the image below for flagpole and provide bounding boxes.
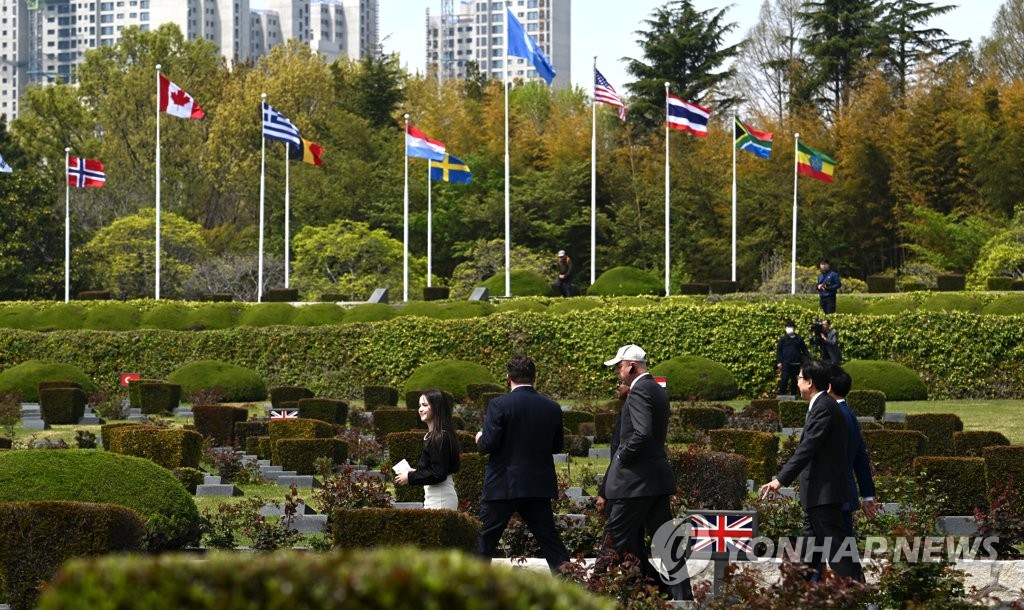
[403,113,410,302]
[731,114,737,283]
[792,133,800,295]
[64,147,70,303]
[503,3,511,298]
[664,82,670,297]
[427,162,432,288]
[155,64,162,300]
[590,56,597,287]
[284,143,290,289]
[258,93,267,302]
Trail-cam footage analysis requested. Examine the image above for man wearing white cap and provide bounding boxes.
[555,250,572,297]
[598,344,679,595]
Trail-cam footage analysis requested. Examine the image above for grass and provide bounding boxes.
[891,399,1024,445]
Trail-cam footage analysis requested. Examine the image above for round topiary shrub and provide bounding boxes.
[81,303,142,331]
[862,297,919,315]
[981,294,1024,315]
[139,302,193,330]
[237,303,296,327]
[0,304,39,330]
[167,360,266,402]
[650,355,739,401]
[403,360,498,403]
[0,360,97,402]
[37,548,616,610]
[31,304,87,331]
[481,269,553,297]
[184,303,243,330]
[588,266,663,297]
[0,450,200,551]
[343,303,397,323]
[843,359,928,401]
[918,294,982,313]
[291,303,347,326]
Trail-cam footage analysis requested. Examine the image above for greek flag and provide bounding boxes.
[0,153,11,173]
[262,102,301,148]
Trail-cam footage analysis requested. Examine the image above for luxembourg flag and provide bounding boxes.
[406,125,446,161]
[667,94,710,137]
[158,73,204,119]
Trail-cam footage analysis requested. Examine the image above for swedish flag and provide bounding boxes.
[429,153,472,184]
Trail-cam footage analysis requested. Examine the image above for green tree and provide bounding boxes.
[733,0,807,125]
[980,0,1024,79]
[332,50,406,130]
[291,219,426,301]
[879,0,969,97]
[624,0,741,131]
[900,205,1000,272]
[0,166,68,299]
[79,208,208,299]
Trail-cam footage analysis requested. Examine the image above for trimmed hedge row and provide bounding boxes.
[904,413,963,456]
[106,427,203,470]
[192,405,249,446]
[39,387,86,424]
[953,430,1010,457]
[0,501,145,610]
[863,430,928,474]
[275,438,348,475]
[708,429,778,482]
[37,548,615,610]
[669,448,747,510]
[1,304,1023,399]
[913,457,987,515]
[330,509,479,551]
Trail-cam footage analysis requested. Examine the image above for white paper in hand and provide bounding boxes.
[392,459,411,475]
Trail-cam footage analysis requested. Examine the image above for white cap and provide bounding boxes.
[604,344,647,366]
[557,250,566,257]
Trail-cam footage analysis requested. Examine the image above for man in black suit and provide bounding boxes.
[759,359,863,581]
[475,354,570,572]
[598,344,680,593]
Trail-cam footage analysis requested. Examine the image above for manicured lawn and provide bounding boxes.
[891,399,1024,444]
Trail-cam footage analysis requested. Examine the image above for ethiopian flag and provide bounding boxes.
[735,117,773,159]
[797,141,835,183]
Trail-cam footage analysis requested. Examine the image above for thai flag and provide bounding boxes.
[667,94,710,137]
[67,156,105,188]
[689,513,754,554]
[406,125,446,161]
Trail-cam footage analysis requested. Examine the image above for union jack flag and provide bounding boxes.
[689,513,754,555]
[270,409,299,420]
[67,156,105,188]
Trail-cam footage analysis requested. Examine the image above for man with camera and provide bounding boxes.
[817,259,841,314]
[810,318,842,365]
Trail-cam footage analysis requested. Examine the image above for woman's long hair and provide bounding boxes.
[421,389,460,473]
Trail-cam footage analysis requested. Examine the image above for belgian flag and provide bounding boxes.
[289,138,323,167]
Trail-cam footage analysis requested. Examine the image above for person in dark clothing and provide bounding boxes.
[817,259,841,314]
[776,319,810,396]
[555,250,573,297]
[828,366,877,536]
[811,318,842,365]
[394,389,460,509]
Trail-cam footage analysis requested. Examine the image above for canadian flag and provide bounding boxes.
[158,73,204,119]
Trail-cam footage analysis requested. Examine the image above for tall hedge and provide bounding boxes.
[0,501,145,610]
[105,427,203,470]
[37,548,615,610]
[0,305,1021,400]
[708,429,778,483]
[904,413,963,456]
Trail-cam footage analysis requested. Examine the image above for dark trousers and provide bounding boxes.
[557,276,572,297]
[477,498,569,572]
[820,294,836,314]
[602,495,691,599]
[802,503,863,582]
[779,363,800,396]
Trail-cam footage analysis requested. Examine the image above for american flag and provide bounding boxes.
[270,409,299,420]
[66,156,105,188]
[689,513,754,554]
[594,68,626,121]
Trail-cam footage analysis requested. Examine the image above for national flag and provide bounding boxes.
[667,94,710,137]
[289,138,323,167]
[406,125,446,161]
[689,513,754,554]
[506,8,556,85]
[0,153,12,173]
[594,68,626,121]
[270,409,299,420]
[653,376,667,388]
[797,141,836,183]
[67,156,105,188]
[735,117,773,160]
[158,73,204,119]
[430,153,472,184]
[262,102,301,148]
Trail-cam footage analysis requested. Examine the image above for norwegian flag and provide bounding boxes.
[67,156,105,188]
[689,513,754,554]
[270,409,299,420]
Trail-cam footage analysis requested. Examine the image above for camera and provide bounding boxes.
[810,321,823,336]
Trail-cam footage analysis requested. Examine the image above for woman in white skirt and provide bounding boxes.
[393,389,460,509]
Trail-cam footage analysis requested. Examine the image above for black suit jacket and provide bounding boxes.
[602,374,676,500]
[477,386,563,501]
[776,392,850,509]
